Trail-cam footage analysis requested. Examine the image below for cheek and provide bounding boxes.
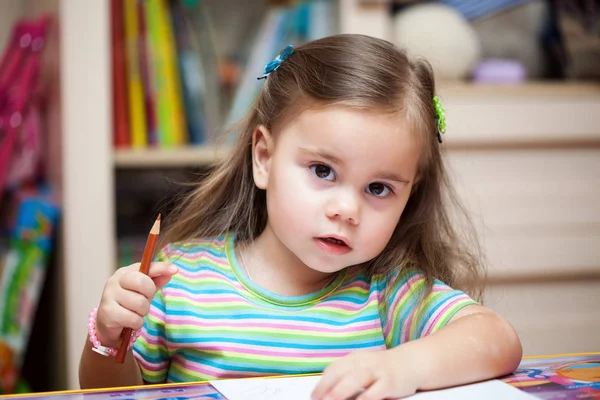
[362,215,398,254]
[361,200,407,256]
[266,164,317,225]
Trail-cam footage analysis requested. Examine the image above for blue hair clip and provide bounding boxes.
[257,45,294,80]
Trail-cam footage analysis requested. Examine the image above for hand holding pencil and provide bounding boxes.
[93,215,178,362]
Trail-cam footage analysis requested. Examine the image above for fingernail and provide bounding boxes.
[168,265,178,273]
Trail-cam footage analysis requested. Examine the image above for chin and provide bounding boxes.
[288,242,358,273]
[302,256,354,274]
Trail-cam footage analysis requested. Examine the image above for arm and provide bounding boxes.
[78,261,177,389]
[79,338,143,389]
[396,305,522,390]
[312,305,522,400]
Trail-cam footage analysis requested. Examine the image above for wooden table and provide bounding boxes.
[5,352,600,399]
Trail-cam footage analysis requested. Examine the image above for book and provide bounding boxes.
[0,192,60,394]
[223,2,329,137]
[170,0,207,145]
[145,0,188,147]
[308,0,337,41]
[110,0,130,148]
[123,0,148,148]
[224,7,290,133]
[137,0,158,146]
[180,0,223,142]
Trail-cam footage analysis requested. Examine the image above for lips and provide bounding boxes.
[315,236,352,255]
[321,237,348,247]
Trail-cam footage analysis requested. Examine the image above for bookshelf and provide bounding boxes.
[114,146,227,168]
[30,0,600,391]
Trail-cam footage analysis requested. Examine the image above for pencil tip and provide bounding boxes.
[151,214,161,234]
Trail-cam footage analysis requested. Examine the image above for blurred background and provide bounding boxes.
[0,0,598,394]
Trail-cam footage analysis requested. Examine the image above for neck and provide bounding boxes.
[238,226,337,297]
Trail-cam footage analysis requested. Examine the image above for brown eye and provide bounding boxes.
[366,183,391,197]
[310,164,335,181]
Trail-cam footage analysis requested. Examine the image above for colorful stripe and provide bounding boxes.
[133,233,477,382]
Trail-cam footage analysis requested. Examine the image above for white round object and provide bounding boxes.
[393,4,481,80]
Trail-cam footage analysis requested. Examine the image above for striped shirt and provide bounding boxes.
[133,233,477,383]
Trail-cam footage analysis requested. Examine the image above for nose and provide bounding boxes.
[325,188,360,225]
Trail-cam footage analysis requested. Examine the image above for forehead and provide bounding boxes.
[276,106,421,179]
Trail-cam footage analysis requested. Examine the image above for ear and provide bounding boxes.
[252,125,274,190]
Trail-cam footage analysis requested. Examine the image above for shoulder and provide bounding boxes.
[371,267,446,304]
[156,233,233,270]
[372,267,428,290]
[337,267,427,301]
[340,266,428,292]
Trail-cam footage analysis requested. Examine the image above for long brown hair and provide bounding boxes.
[160,34,485,301]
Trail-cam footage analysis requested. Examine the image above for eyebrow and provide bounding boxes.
[299,147,343,165]
[376,172,410,184]
[299,147,410,184]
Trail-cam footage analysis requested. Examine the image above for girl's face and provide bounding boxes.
[252,105,420,274]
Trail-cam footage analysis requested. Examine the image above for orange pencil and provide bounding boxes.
[115,214,161,363]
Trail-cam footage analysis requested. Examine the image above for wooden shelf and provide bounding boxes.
[113,82,600,168]
[114,145,231,168]
[438,82,600,147]
[438,81,600,98]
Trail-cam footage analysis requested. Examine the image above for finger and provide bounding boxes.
[148,262,178,290]
[153,273,176,290]
[121,264,178,299]
[146,262,178,278]
[113,305,145,331]
[99,301,145,331]
[320,376,367,400]
[356,378,390,400]
[312,362,345,399]
[120,261,177,276]
[120,271,157,300]
[114,287,150,317]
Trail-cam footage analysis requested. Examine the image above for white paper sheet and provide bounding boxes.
[210,375,538,400]
[409,379,538,399]
[211,375,322,400]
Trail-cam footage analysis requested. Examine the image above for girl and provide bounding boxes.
[79,34,522,400]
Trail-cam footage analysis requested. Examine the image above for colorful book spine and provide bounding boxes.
[0,192,60,394]
[111,0,130,148]
[224,8,289,133]
[308,0,337,41]
[145,0,187,147]
[181,0,223,142]
[171,0,206,145]
[123,0,147,148]
[137,0,157,146]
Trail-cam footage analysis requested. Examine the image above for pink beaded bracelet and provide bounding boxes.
[88,306,141,357]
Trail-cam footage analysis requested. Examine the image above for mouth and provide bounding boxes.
[315,236,353,255]
[320,237,350,247]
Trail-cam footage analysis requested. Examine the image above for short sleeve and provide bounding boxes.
[132,247,171,383]
[377,269,478,348]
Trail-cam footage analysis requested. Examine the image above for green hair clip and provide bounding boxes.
[433,96,446,143]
